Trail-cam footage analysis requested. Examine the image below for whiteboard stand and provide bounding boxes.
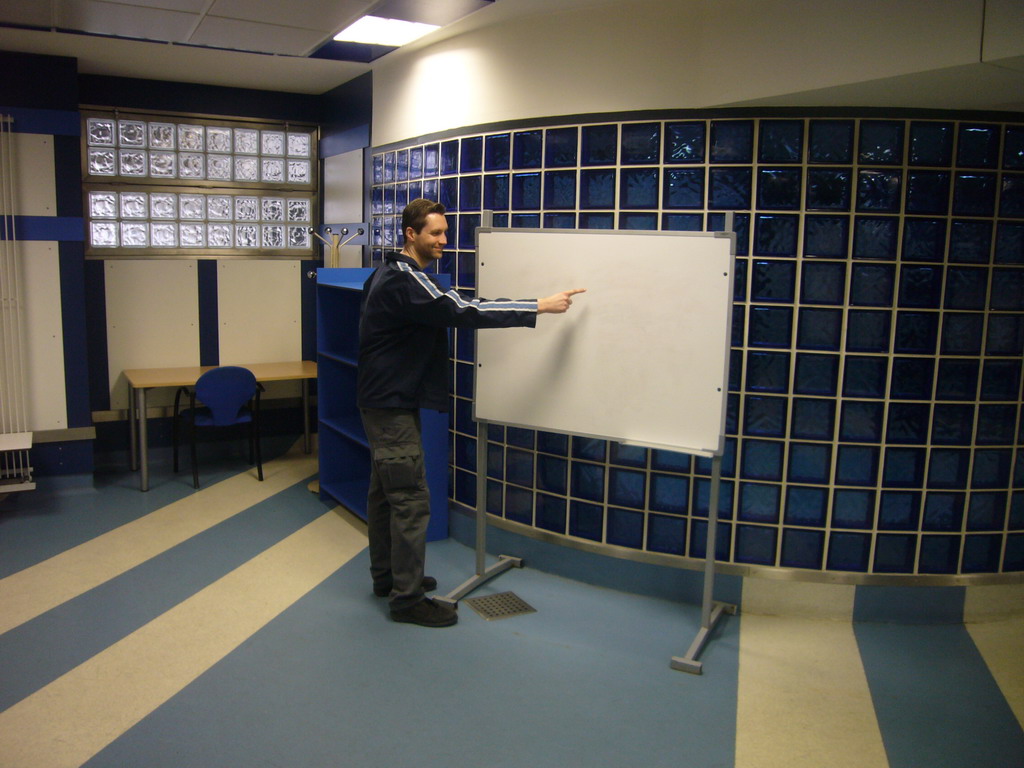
[670,452,738,674]
[435,418,524,607]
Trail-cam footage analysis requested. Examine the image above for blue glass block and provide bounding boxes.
[459,176,481,212]
[579,169,616,209]
[421,178,438,200]
[688,519,732,561]
[454,468,476,507]
[710,120,753,163]
[879,491,921,529]
[941,314,983,355]
[395,183,409,210]
[664,169,704,209]
[544,170,577,210]
[458,214,480,250]
[607,507,644,548]
[1005,126,1024,169]
[460,136,482,173]
[371,186,383,215]
[507,427,532,449]
[790,398,835,440]
[845,310,891,352]
[663,213,704,231]
[693,477,736,518]
[809,120,854,164]
[485,479,503,515]
[976,404,1016,445]
[573,437,607,461]
[535,493,567,534]
[949,220,993,264]
[537,431,568,455]
[874,534,917,573]
[918,535,960,574]
[902,218,946,262]
[781,528,824,569]
[505,447,533,487]
[504,485,533,524]
[621,122,661,164]
[456,251,475,289]
[835,445,879,486]
[727,397,740,436]
[962,534,1002,573]
[827,532,870,571]
[959,176,995,221]
[372,154,384,185]
[991,268,1024,310]
[859,120,904,165]
[649,473,689,514]
[665,121,706,163]
[1003,174,1024,217]
[843,356,888,398]
[759,120,803,163]
[833,489,875,529]
[967,492,1007,530]
[709,167,752,209]
[748,306,793,347]
[894,311,938,354]
[853,216,898,259]
[455,362,474,398]
[383,152,396,183]
[732,304,746,346]
[805,168,852,210]
[928,449,970,488]
[408,146,423,178]
[620,168,659,208]
[396,149,409,182]
[850,264,894,307]
[423,143,439,176]
[785,487,828,526]
[581,124,618,166]
[511,173,540,209]
[987,315,1024,355]
[909,122,953,166]
[886,403,930,445]
[1012,491,1024,527]
[995,222,1024,264]
[957,124,999,168]
[512,130,543,169]
[570,461,605,502]
[743,395,787,437]
[708,213,751,255]
[1007,534,1024,571]
[580,212,614,229]
[973,449,1013,489]
[856,169,902,212]
[797,308,841,351]
[484,133,510,171]
[936,359,980,400]
[905,171,950,215]
[483,173,509,210]
[382,185,395,214]
[800,261,845,304]
[757,168,802,210]
[932,404,975,445]
[840,401,884,444]
[729,349,744,390]
[735,525,777,565]
[619,212,658,230]
[745,350,789,392]
[647,513,687,555]
[454,325,475,362]
[883,445,926,488]
[803,217,849,258]
[741,439,783,481]
[569,500,603,541]
[890,358,935,400]
[545,127,578,168]
[544,213,576,229]
[652,449,690,473]
[440,140,459,175]
[923,491,965,530]
[944,266,987,310]
[610,443,648,468]
[753,215,798,256]
[608,468,646,509]
[750,260,795,302]
[788,443,831,484]
[408,179,423,201]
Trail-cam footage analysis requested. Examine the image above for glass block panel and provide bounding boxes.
[991,268,1024,310]
[649,473,689,514]
[621,122,661,164]
[928,449,970,488]
[540,170,574,209]
[504,485,533,524]
[803,216,849,257]
[849,264,894,306]
[944,266,987,310]
[149,193,176,219]
[511,173,541,209]
[511,213,540,228]
[894,311,938,353]
[833,489,875,529]
[883,446,927,487]
[940,313,983,355]
[535,494,567,534]
[619,212,657,230]
[149,151,177,178]
[148,122,174,150]
[260,225,283,249]
[995,222,1024,264]
[483,174,509,211]
[651,449,690,473]
[439,140,458,175]
[879,491,921,529]
[791,398,835,440]
[580,124,617,165]
[423,143,439,175]
[439,177,458,210]
[460,136,483,173]
[909,122,953,166]
[856,169,902,212]
[788,443,831,484]
[805,168,852,210]
[962,534,1002,573]
[797,308,842,351]
[858,120,904,165]
[808,120,854,164]
[957,124,999,168]
[967,492,1007,531]
[573,168,616,209]
[178,124,204,151]
[609,443,647,468]
[608,468,646,509]
[748,306,793,347]
[664,169,704,209]
[853,216,898,260]
[745,350,790,392]
[118,150,147,177]
[744,395,787,437]
[800,261,845,304]
[759,120,803,163]
[952,172,997,216]
[750,260,795,302]
[977,404,1017,445]
[1003,172,1024,216]
[932,404,975,445]
[845,310,891,353]
[923,491,965,530]
[886,403,930,444]
[936,359,979,400]
[843,356,887,398]
[709,120,753,163]
[544,213,575,229]
[512,130,542,169]
[986,315,1024,355]
[1005,125,1024,169]
[149,222,176,248]
[757,168,802,210]
[647,514,687,556]
[665,121,705,163]
[785,486,828,526]
[688,519,732,561]
[234,156,258,181]
[889,358,934,400]
[753,215,798,256]
[260,130,284,156]
[580,212,614,229]
[458,214,480,249]
[234,128,258,155]
[620,168,658,208]
[873,534,916,572]
[234,224,258,248]
[120,221,147,247]
[905,171,950,215]
[180,223,206,248]
[919,535,960,574]
[568,501,603,541]
[87,117,116,146]
[835,445,879,486]
[119,192,147,218]
[545,127,578,167]
[741,439,783,481]
[708,212,750,255]
[902,218,946,262]
[781,528,824,569]
[948,220,992,263]
[709,167,752,209]
[735,525,777,565]
[981,359,1022,400]
[827,532,870,571]
[570,461,605,502]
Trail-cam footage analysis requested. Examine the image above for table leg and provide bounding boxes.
[139,387,150,492]
[302,378,311,454]
[129,386,138,471]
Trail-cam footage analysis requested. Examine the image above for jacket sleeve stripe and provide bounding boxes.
[399,261,537,312]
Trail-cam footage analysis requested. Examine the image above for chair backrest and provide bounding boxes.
[194,366,258,426]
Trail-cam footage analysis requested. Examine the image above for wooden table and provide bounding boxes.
[124,361,317,491]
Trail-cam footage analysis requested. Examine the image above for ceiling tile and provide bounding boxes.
[206,0,369,33]
[189,16,331,56]
[60,0,199,42]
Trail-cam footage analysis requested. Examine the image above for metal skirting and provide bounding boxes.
[463,592,536,621]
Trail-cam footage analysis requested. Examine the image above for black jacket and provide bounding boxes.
[357,252,538,411]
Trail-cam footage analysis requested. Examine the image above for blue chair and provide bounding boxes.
[172,366,263,488]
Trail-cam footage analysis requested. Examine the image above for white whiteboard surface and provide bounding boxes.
[474,228,735,457]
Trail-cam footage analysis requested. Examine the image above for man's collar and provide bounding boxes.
[386,250,424,270]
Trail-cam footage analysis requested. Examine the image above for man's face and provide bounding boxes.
[405,212,448,264]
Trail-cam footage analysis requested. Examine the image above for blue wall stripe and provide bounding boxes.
[197,261,219,367]
[854,585,966,624]
[0,106,80,136]
[58,242,92,430]
[855,622,1024,768]
[5,216,85,242]
[84,260,110,412]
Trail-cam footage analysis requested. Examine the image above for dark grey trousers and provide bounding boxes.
[359,407,431,609]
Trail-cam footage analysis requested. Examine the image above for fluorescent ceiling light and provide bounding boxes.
[334,16,440,47]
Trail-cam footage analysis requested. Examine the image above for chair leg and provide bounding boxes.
[253,405,263,482]
[190,416,200,489]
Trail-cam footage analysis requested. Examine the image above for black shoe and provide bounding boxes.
[390,597,458,627]
[373,576,437,597]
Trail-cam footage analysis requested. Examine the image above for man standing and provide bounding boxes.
[357,199,584,627]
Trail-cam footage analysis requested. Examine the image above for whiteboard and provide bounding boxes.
[474,228,735,457]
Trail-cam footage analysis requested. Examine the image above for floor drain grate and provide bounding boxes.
[463,591,536,621]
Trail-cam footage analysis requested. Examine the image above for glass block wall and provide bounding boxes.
[370,113,1024,577]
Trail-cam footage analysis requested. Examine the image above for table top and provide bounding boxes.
[124,360,317,389]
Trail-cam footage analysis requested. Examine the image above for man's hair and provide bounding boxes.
[402,198,446,242]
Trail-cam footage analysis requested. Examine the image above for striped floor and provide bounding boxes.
[1,438,1022,768]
